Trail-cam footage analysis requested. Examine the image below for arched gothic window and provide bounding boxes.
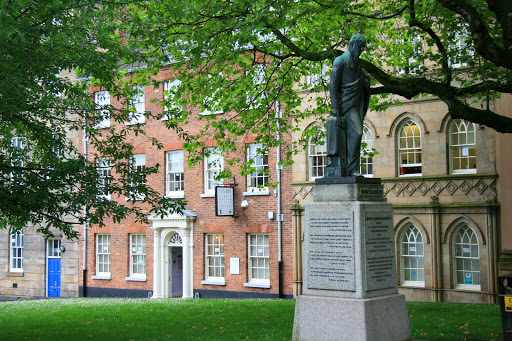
[450,119,476,174]
[398,119,422,176]
[360,124,373,177]
[9,229,23,272]
[401,225,424,286]
[454,225,480,289]
[308,135,327,180]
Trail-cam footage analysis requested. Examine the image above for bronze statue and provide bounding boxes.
[326,35,370,177]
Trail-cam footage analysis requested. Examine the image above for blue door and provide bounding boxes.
[47,239,61,297]
[48,258,61,297]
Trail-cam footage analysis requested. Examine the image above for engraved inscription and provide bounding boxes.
[360,188,383,197]
[365,211,396,291]
[308,214,355,291]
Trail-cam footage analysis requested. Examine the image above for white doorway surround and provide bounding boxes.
[149,210,196,299]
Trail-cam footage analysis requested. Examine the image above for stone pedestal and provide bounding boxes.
[292,178,410,341]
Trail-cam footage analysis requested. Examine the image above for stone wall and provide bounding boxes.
[291,85,502,303]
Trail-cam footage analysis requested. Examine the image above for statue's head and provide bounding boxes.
[348,35,366,58]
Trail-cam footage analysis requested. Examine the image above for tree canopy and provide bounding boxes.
[122,0,512,153]
[1,0,510,237]
[0,0,183,238]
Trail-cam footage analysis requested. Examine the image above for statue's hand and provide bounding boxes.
[337,116,346,129]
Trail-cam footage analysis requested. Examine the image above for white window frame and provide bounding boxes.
[245,233,270,288]
[200,74,223,116]
[10,137,24,183]
[165,150,184,198]
[202,234,225,285]
[161,79,183,120]
[454,225,481,290]
[203,147,224,195]
[9,229,23,272]
[306,63,328,85]
[47,239,61,258]
[128,154,146,200]
[308,136,327,180]
[400,225,425,287]
[450,119,476,174]
[94,234,111,279]
[94,91,111,128]
[245,143,269,194]
[127,234,146,281]
[396,36,422,76]
[398,119,422,176]
[247,64,267,109]
[449,26,474,68]
[126,86,145,125]
[360,124,373,177]
[96,157,111,200]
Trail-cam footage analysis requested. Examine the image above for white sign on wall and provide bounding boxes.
[230,258,240,275]
[215,186,234,216]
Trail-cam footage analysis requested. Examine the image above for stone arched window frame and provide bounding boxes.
[444,216,484,291]
[305,123,327,181]
[395,217,429,288]
[9,228,24,273]
[448,119,477,174]
[397,119,423,176]
[360,123,374,177]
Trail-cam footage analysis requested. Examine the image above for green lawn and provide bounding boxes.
[0,298,502,340]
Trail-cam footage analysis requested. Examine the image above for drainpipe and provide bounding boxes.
[82,124,88,297]
[276,102,284,298]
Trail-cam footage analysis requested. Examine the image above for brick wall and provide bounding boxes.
[80,67,294,297]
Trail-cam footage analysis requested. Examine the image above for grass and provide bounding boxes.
[408,301,502,340]
[0,298,502,340]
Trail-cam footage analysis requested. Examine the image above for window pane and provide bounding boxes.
[205,234,224,280]
[454,226,480,286]
[247,144,268,188]
[400,225,424,285]
[450,119,476,173]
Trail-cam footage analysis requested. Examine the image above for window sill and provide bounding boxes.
[165,192,185,199]
[125,195,146,202]
[200,193,215,198]
[93,123,111,129]
[455,284,481,291]
[451,169,477,175]
[400,282,425,288]
[125,276,147,282]
[201,279,226,286]
[243,190,270,196]
[7,271,24,277]
[92,275,111,280]
[97,195,112,201]
[124,120,146,126]
[244,282,270,289]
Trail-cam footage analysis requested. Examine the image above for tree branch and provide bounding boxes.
[340,5,408,20]
[408,0,452,84]
[436,0,512,70]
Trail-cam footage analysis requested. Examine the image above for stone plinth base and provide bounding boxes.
[292,294,411,341]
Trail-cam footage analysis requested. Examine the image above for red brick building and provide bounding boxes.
[79,66,294,299]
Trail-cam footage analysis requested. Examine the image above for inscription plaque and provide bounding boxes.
[308,213,355,291]
[365,210,395,291]
[359,188,383,197]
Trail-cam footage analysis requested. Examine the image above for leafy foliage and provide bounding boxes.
[120,0,512,164]
[0,0,183,238]
[1,0,511,237]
